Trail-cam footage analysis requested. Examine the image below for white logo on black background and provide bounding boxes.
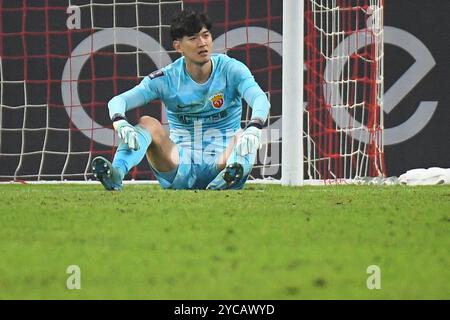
[325,25,437,146]
[61,25,437,147]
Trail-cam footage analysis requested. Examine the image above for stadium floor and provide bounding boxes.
[0,184,449,299]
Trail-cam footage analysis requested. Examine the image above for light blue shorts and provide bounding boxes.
[150,145,250,190]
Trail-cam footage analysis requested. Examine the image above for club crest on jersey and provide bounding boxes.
[210,92,224,109]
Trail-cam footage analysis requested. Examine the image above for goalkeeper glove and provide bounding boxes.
[113,119,140,151]
[235,124,262,156]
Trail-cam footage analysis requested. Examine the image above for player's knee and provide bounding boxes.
[138,115,160,130]
[138,116,166,142]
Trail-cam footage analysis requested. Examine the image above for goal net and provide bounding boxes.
[0,0,383,183]
[304,0,385,181]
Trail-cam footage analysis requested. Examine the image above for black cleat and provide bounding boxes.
[91,156,123,191]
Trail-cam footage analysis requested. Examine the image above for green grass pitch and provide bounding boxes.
[0,183,449,299]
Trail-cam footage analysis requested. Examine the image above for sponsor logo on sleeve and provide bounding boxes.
[149,69,164,79]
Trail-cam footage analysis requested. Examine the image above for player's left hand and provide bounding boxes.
[235,126,262,156]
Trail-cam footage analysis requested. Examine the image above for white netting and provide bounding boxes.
[0,0,184,181]
[304,0,385,181]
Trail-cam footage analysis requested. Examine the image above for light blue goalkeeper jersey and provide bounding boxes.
[108,53,270,154]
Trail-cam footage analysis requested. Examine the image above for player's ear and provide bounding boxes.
[173,40,182,54]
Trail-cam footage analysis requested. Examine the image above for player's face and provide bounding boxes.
[174,27,212,65]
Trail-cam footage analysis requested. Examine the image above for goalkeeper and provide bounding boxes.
[92,9,270,190]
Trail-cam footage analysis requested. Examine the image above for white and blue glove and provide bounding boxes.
[235,125,262,156]
[113,119,140,151]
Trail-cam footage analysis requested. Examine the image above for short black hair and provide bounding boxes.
[170,9,212,41]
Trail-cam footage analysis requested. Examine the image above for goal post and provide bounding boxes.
[282,0,304,186]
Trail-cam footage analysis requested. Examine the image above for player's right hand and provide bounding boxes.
[113,119,140,151]
[235,126,262,156]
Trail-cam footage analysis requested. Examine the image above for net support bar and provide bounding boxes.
[281,0,304,186]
